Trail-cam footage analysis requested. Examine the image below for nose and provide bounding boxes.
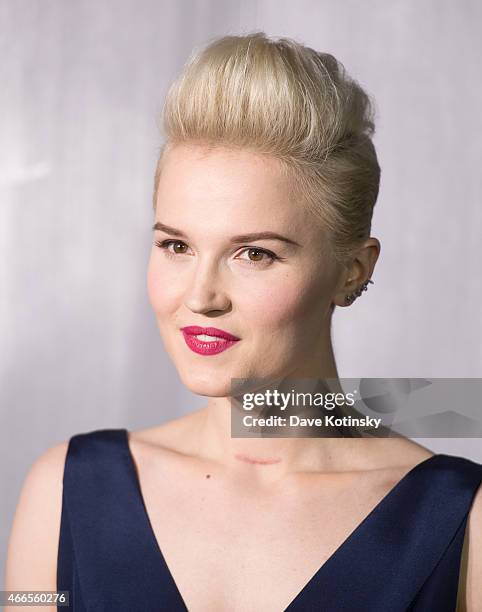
[184,257,231,314]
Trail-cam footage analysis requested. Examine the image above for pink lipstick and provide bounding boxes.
[180,325,240,356]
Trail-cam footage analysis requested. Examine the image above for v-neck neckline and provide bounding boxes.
[122,428,439,611]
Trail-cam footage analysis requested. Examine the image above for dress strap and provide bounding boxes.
[288,454,482,612]
[58,428,186,611]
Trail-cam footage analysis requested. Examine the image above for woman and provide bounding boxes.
[5,32,482,612]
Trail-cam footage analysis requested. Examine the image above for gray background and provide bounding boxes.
[1,0,481,584]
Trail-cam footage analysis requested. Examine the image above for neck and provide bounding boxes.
[191,342,373,486]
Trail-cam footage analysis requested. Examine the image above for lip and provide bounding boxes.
[181,326,240,340]
[180,325,240,356]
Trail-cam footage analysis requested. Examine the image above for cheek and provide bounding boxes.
[146,255,179,313]
[242,273,326,330]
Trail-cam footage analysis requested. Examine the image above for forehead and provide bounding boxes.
[155,144,304,229]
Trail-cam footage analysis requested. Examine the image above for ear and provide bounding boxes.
[333,238,381,307]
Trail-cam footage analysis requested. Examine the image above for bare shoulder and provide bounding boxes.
[386,437,435,466]
[363,437,434,480]
[457,467,482,611]
[4,441,69,601]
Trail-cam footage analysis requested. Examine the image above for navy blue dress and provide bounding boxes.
[57,428,482,611]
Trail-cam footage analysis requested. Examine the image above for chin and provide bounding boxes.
[178,367,234,398]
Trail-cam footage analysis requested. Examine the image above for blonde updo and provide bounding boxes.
[153,31,380,268]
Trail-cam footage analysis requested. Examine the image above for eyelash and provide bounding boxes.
[154,239,282,266]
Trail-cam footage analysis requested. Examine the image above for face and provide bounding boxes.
[147,144,342,397]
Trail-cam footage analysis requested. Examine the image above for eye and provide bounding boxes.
[154,239,191,257]
[154,240,282,267]
[236,247,279,266]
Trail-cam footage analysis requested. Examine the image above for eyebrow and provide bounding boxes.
[152,222,301,247]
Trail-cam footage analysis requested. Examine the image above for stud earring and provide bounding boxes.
[345,279,374,305]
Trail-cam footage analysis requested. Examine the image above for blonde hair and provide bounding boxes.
[153,31,380,268]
